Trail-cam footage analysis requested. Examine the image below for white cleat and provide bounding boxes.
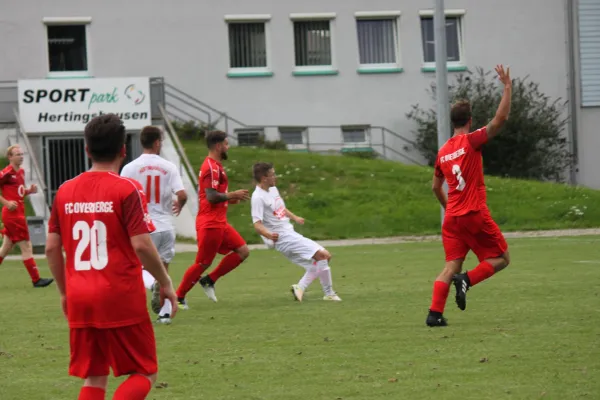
[199,276,218,302]
[156,314,172,325]
[291,284,304,302]
[323,294,342,302]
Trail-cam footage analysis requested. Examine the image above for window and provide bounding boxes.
[225,15,272,77]
[279,127,306,147]
[291,13,337,74]
[342,126,369,144]
[419,10,465,68]
[44,17,92,77]
[355,11,402,72]
[235,129,262,146]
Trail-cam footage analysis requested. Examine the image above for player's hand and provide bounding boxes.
[60,294,68,320]
[230,189,250,201]
[6,201,17,211]
[495,64,511,87]
[162,280,178,318]
[294,216,305,225]
[172,200,182,216]
[28,184,38,194]
[269,232,279,242]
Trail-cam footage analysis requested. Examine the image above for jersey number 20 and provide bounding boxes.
[452,165,466,191]
[146,176,160,204]
[73,221,108,271]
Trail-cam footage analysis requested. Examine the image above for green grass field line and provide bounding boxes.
[181,140,600,244]
[1,236,598,399]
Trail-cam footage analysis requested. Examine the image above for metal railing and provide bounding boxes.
[162,83,424,165]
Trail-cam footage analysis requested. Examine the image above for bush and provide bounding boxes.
[406,67,572,181]
[342,150,378,159]
[257,136,288,150]
[171,120,215,140]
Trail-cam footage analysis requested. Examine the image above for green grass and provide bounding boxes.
[181,140,600,243]
[1,236,599,399]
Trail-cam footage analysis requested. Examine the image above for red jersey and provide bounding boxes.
[197,157,229,229]
[48,171,154,329]
[434,127,489,217]
[0,165,27,219]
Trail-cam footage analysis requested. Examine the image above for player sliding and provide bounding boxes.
[176,131,250,307]
[426,65,512,327]
[45,114,178,399]
[0,144,53,287]
[251,163,341,302]
[121,126,188,324]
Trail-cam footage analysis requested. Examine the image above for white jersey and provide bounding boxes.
[121,153,185,232]
[251,186,294,233]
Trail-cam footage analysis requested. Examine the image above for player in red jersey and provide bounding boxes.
[0,144,53,287]
[426,65,512,327]
[176,130,250,308]
[45,114,178,400]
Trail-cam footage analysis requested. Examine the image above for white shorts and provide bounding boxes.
[151,230,176,263]
[275,230,323,270]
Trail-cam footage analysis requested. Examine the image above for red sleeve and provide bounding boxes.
[0,169,10,186]
[434,157,444,178]
[467,127,488,151]
[122,189,153,237]
[200,163,219,190]
[48,197,61,234]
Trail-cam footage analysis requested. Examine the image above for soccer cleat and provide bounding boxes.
[177,297,189,310]
[157,314,172,325]
[151,281,161,315]
[33,278,54,288]
[453,273,471,311]
[290,284,304,302]
[199,276,218,302]
[323,294,342,301]
[426,310,448,327]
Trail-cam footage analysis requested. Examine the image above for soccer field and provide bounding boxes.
[0,236,598,400]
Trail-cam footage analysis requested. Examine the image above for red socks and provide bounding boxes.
[467,261,495,286]
[23,258,40,283]
[208,253,243,283]
[176,263,208,299]
[78,386,105,400]
[113,375,152,400]
[429,280,450,314]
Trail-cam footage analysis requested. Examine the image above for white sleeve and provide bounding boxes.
[120,163,133,178]
[170,167,185,194]
[251,195,265,224]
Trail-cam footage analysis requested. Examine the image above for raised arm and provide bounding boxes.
[486,65,512,140]
[284,208,304,225]
[205,188,249,204]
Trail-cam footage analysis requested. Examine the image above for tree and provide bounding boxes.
[406,67,572,181]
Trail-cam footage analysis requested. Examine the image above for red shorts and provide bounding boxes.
[442,209,508,262]
[195,223,246,265]
[1,217,30,243]
[69,320,157,378]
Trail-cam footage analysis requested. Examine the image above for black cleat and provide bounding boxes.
[426,310,448,327]
[33,278,54,288]
[157,313,172,325]
[199,275,218,302]
[453,273,471,311]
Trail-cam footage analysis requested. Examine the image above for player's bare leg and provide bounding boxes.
[427,259,464,327]
[16,240,53,287]
[113,373,157,400]
[452,251,511,311]
[0,234,14,261]
[201,245,250,302]
[78,375,108,399]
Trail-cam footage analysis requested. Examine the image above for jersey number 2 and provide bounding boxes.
[146,176,160,204]
[452,165,466,191]
[73,221,108,271]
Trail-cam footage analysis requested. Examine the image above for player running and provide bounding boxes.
[121,126,188,324]
[251,163,341,302]
[0,144,53,287]
[176,130,250,307]
[426,65,512,327]
[45,114,178,399]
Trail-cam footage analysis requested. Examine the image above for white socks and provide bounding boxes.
[298,268,320,291]
[298,260,335,296]
[318,264,335,296]
[159,299,173,317]
[142,269,155,290]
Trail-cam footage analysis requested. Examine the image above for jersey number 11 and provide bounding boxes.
[146,176,160,204]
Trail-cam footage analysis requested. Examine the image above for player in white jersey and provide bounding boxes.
[251,162,341,302]
[121,126,188,323]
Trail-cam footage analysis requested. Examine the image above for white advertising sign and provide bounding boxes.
[17,77,152,133]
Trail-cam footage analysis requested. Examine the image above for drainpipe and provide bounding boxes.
[566,0,579,185]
